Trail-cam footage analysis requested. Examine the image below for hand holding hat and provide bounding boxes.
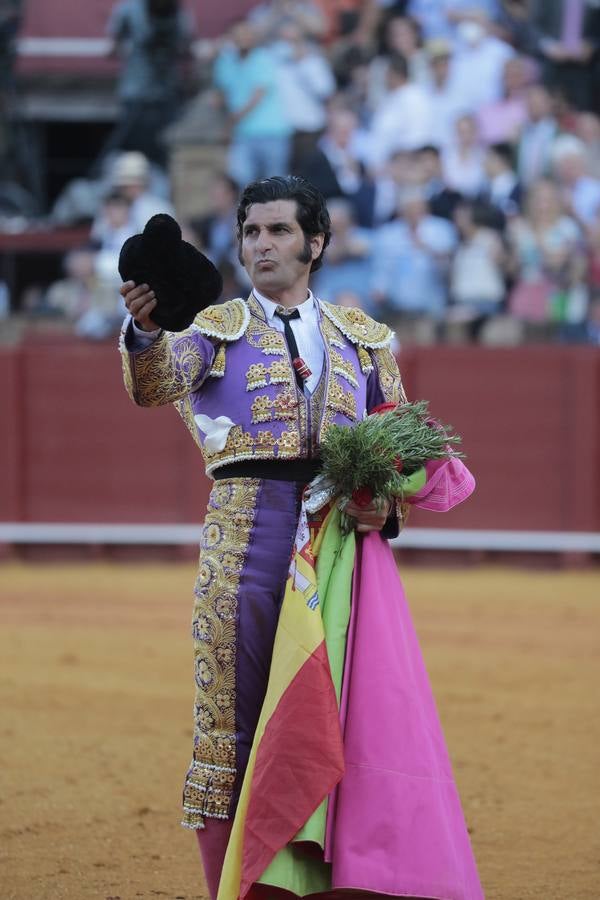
[118,214,223,332]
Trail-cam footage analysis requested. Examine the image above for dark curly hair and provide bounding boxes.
[236,175,331,273]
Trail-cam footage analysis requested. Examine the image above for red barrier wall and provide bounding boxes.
[2,339,599,532]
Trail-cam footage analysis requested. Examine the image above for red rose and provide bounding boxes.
[368,402,398,416]
[394,457,404,473]
[351,486,374,508]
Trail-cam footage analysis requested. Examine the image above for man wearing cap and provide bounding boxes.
[93,151,174,242]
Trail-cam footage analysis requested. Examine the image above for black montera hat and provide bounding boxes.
[118,214,223,332]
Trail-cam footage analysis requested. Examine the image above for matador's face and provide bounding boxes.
[240,200,322,300]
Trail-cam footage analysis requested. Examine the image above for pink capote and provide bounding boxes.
[323,458,484,900]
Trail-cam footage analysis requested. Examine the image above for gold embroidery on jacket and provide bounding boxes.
[251,391,298,425]
[321,302,393,348]
[277,429,300,454]
[250,395,272,424]
[357,346,374,375]
[122,332,209,407]
[330,347,359,389]
[182,478,260,829]
[267,360,291,385]
[246,304,287,357]
[371,347,407,405]
[209,343,226,378]
[328,379,358,421]
[194,298,250,341]
[246,363,268,391]
[320,314,346,350]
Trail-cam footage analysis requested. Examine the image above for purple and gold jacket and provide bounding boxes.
[120,293,406,476]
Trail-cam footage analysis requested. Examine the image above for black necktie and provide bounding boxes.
[275,307,308,391]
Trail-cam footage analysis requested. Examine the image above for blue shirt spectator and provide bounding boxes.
[371,188,457,316]
[213,21,292,185]
[311,198,374,312]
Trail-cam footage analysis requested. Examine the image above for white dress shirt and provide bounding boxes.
[128,288,325,395]
[253,289,325,395]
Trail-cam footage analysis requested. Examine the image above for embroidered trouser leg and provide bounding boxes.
[182,477,302,829]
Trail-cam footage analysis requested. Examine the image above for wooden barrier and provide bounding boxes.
[1,338,599,533]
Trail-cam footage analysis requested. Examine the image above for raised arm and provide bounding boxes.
[119,281,215,407]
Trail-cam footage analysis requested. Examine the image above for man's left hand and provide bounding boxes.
[344,498,392,533]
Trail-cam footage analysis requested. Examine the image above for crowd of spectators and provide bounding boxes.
[2,0,600,347]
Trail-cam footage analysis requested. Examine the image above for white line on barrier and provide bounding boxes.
[0,523,599,552]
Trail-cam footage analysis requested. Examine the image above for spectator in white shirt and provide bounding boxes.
[515,83,559,187]
[366,52,434,170]
[442,112,487,197]
[551,134,600,227]
[367,13,431,114]
[481,142,522,219]
[573,112,600,180]
[449,198,507,337]
[371,187,457,340]
[273,22,336,167]
[421,38,469,149]
[94,151,175,238]
[476,55,531,146]
[446,16,515,111]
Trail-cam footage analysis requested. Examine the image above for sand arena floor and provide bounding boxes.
[1,562,599,900]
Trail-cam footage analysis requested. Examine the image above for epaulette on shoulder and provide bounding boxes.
[193,298,249,342]
[321,302,393,349]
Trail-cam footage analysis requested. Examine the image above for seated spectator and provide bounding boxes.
[213,20,292,186]
[311,197,373,311]
[414,144,464,220]
[92,190,132,250]
[293,105,375,227]
[447,14,515,111]
[551,134,600,227]
[506,177,588,335]
[91,190,133,286]
[45,246,124,340]
[448,199,507,339]
[442,112,486,197]
[189,172,250,294]
[422,38,469,150]
[366,52,434,170]
[515,83,559,187]
[477,55,531,145]
[574,111,600,180]
[370,187,457,342]
[407,0,503,44]
[248,0,327,44]
[329,41,374,124]
[94,151,174,238]
[584,293,600,344]
[367,13,431,114]
[481,142,522,219]
[190,172,239,268]
[586,210,600,297]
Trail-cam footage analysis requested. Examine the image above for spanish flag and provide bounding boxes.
[217,505,351,900]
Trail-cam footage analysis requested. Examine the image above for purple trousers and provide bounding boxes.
[183,477,305,828]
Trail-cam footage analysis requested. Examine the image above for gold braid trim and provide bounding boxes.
[370,345,409,532]
[370,346,408,406]
[182,478,260,828]
[120,330,210,407]
[320,302,393,349]
[193,298,249,341]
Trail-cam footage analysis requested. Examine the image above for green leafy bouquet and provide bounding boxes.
[305,400,464,521]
